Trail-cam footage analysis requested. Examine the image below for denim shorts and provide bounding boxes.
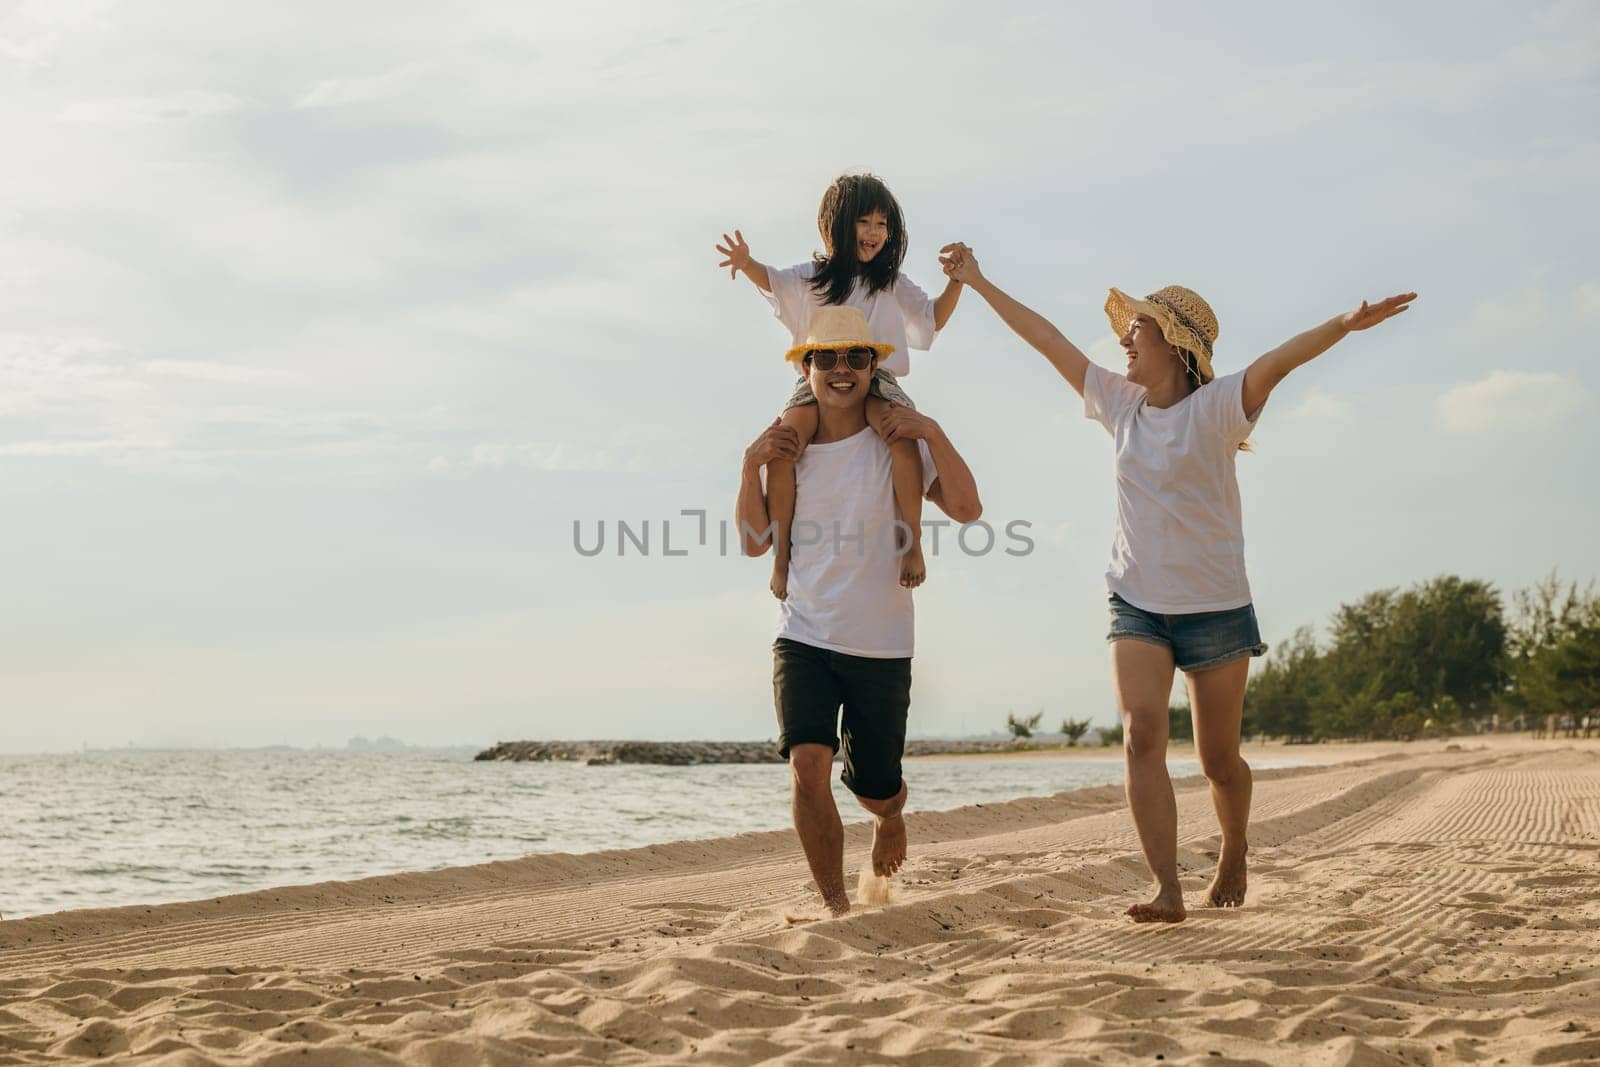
[1106,593,1268,672]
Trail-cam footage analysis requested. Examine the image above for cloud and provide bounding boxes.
[1437,371,1587,434]
[1286,388,1349,421]
[472,442,625,472]
[57,92,243,124]
[1575,281,1600,321]
[428,442,632,474]
[293,63,437,109]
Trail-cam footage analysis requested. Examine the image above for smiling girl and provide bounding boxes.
[716,174,964,599]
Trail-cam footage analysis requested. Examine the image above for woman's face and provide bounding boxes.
[1121,314,1181,389]
[854,210,890,263]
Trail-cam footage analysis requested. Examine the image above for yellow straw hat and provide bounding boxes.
[1104,285,1220,384]
[784,306,896,366]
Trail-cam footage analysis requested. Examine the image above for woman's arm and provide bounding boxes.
[716,229,772,293]
[1241,292,1417,415]
[875,407,982,523]
[939,242,1090,397]
[735,419,801,556]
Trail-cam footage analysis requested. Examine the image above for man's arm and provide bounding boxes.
[1241,293,1417,415]
[876,408,982,524]
[735,419,801,556]
[939,242,1090,397]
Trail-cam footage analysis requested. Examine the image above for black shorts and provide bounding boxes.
[772,637,911,800]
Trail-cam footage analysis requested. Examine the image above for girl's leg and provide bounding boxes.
[864,396,925,589]
[768,403,818,601]
[1112,638,1185,922]
[1184,656,1253,907]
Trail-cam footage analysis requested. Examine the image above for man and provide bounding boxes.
[736,307,982,916]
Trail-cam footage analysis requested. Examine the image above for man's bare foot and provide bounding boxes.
[899,541,925,589]
[1127,885,1186,923]
[871,812,907,876]
[770,551,789,601]
[821,887,850,917]
[1205,844,1248,907]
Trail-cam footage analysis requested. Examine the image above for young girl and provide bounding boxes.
[939,239,1414,923]
[716,174,964,600]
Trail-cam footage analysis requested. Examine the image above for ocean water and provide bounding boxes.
[0,748,1304,920]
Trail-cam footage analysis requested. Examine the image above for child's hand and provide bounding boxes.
[716,230,753,279]
[876,405,940,446]
[745,418,802,468]
[938,242,981,285]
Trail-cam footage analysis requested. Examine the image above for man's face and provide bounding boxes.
[806,348,875,411]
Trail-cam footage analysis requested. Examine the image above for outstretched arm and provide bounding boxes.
[735,419,801,556]
[932,276,963,331]
[939,242,1090,397]
[716,229,772,293]
[876,407,982,523]
[1241,292,1417,415]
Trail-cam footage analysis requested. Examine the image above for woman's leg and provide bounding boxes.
[1185,656,1252,907]
[768,402,818,601]
[1112,638,1185,922]
[864,396,925,589]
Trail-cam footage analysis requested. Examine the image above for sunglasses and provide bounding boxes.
[804,347,876,372]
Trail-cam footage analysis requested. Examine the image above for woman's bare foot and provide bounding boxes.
[871,812,907,876]
[1127,884,1186,923]
[770,549,790,601]
[899,541,925,589]
[1205,843,1248,907]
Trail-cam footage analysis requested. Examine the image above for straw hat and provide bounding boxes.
[784,306,896,365]
[1104,285,1220,384]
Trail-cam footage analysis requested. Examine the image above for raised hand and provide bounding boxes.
[938,241,981,285]
[716,229,753,279]
[1342,292,1418,332]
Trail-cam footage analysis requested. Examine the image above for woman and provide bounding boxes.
[939,240,1413,922]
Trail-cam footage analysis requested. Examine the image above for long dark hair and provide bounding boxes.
[809,173,906,306]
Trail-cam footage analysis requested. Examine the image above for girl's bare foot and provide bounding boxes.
[771,549,790,601]
[1205,844,1248,907]
[1127,885,1186,923]
[899,541,925,589]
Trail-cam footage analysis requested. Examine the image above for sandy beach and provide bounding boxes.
[2,737,1596,1065]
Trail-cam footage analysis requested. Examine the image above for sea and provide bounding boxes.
[0,747,1306,920]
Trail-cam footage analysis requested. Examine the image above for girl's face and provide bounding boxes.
[1121,314,1182,390]
[854,210,890,263]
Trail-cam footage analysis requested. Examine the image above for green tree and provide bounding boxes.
[1006,711,1044,739]
[1505,574,1600,718]
[1243,626,1325,742]
[1060,717,1091,745]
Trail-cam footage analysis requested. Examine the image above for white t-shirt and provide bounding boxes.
[770,427,939,658]
[764,262,938,378]
[1084,363,1263,614]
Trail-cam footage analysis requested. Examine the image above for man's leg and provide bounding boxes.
[856,779,908,876]
[837,652,913,878]
[788,743,849,915]
[773,639,848,914]
[1112,638,1184,923]
[1185,656,1252,907]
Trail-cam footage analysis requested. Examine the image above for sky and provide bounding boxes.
[0,0,1596,752]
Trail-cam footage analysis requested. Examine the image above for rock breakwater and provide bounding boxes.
[474,738,1064,765]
